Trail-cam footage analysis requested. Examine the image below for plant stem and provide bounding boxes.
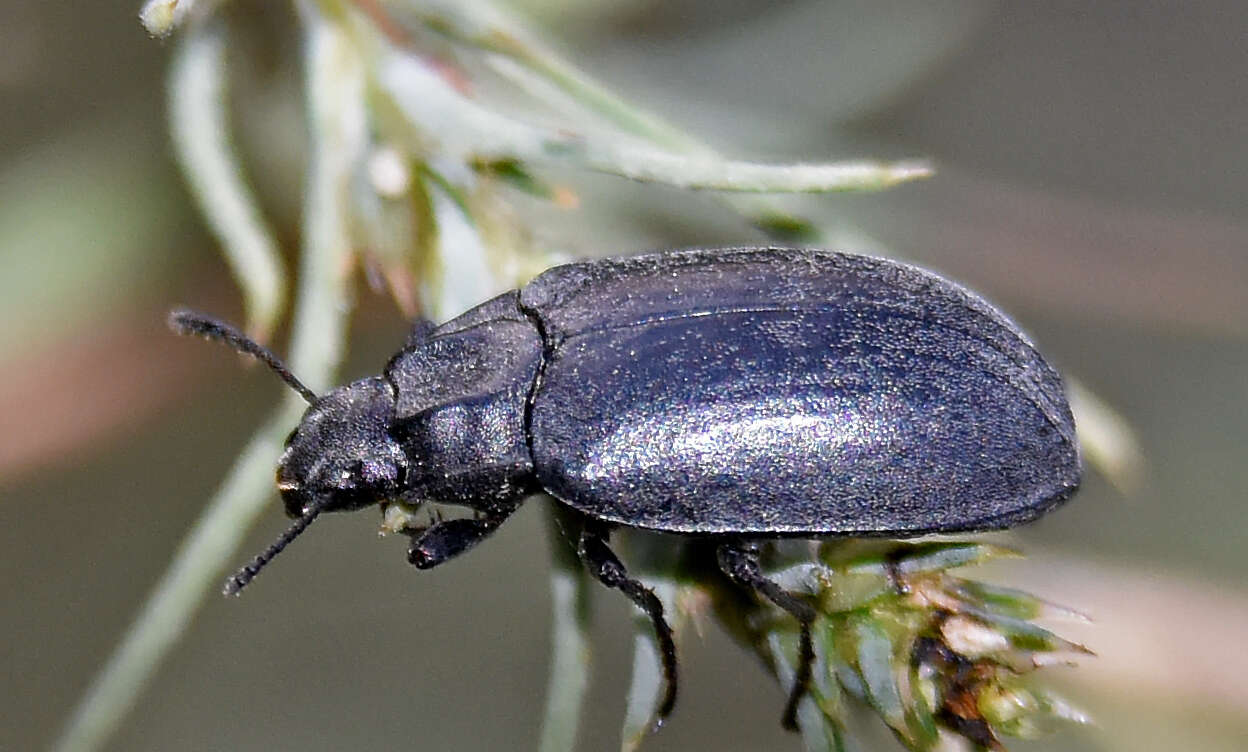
[51,11,365,751]
[167,19,287,341]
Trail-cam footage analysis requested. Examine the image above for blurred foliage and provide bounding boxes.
[0,125,189,361]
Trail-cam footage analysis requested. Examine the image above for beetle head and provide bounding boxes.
[277,376,408,517]
[168,310,412,595]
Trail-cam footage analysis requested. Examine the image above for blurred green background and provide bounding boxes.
[3,1,1246,750]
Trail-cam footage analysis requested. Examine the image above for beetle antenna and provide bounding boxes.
[224,502,325,596]
[168,308,318,405]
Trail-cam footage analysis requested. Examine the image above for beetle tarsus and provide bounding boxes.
[717,541,817,731]
[577,523,678,725]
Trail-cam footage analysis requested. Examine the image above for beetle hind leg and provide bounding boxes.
[577,522,678,725]
[717,541,817,731]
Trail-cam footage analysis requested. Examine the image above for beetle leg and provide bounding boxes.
[716,541,817,731]
[577,523,678,725]
[406,509,514,569]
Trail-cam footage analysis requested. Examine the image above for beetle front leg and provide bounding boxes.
[406,508,515,569]
[577,522,679,725]
[717,540,817,731]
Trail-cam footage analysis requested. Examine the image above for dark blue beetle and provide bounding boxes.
[173,247,1081,730]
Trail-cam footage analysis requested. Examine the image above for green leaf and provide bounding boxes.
[903,659,941,750]
[850,614,907,731]
[945,611,1092,656]
[808,626,852,752]
[979,682,1091,739]
[472,156,555,199]
[946,578,1088,622]
[374,45,932,194]
[884,542,1021,576]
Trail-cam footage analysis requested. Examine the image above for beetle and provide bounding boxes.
[171,246,1081,731]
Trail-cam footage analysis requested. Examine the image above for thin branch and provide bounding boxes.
[375,49,931,194]
[168,20,287,341]
[537,509,592,752]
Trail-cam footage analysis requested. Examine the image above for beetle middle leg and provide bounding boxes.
[577,521,679,724]
[716,540,817,731]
